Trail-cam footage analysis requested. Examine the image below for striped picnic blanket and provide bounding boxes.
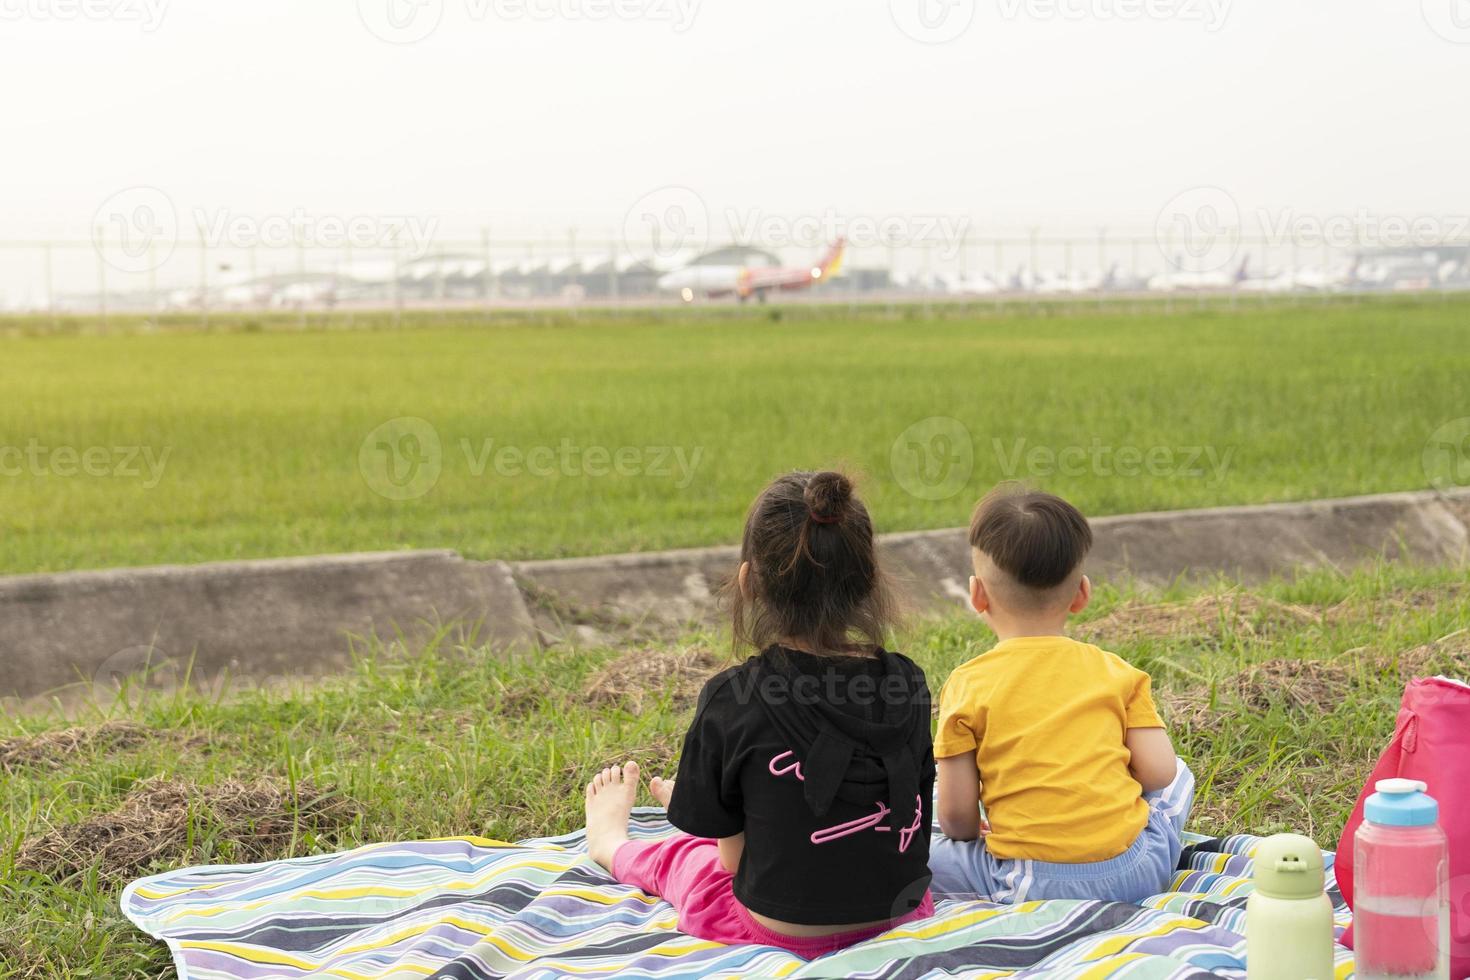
[122,812,1356,979]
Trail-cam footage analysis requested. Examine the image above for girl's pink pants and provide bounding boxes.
[612,833,935,959]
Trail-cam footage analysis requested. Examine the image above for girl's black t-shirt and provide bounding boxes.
[666,647,936,925]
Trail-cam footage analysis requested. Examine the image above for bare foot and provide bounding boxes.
[585,761,639,872]
[649,776,675,809]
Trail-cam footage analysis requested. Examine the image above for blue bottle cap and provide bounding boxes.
[1364,778,1439,827]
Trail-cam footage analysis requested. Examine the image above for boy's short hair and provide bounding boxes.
[969,485,1092,595]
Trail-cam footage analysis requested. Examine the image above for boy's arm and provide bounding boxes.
[936,753,985,841]
[1125,727,1177,792]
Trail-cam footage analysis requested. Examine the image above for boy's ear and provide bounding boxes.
[738,561,753,600]
[1068,574,1092,615]
[969,575,989,616]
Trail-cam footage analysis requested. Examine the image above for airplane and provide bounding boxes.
[1239,256,1360,293]
[1102,263,1153,293]
[658,239,845,302]
[1007,264,1036,292]
[946,271,1002,295]
[1234,255,1295,294]
[1032,270,1089,294]
[1032,265,1122,294]
[1147,255,1250,291]
[1289,257,1359,292]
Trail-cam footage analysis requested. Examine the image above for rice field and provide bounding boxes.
[2,295,1467,575]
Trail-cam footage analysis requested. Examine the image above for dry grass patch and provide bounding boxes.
[1391,628,1470,679]
[1323,582,1470,625]
[0,722,154,773]
[16,777,360,884]
[495,685,546,719]
[584,646,731,715]
[1229,659,1356,712]
[1160,659,1357,734]
[1156,688,1227,733]
[1080,593,1322,648]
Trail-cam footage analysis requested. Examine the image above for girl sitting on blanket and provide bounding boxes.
[585,470,937,958]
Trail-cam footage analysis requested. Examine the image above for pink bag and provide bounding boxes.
[1334,676,1470,976]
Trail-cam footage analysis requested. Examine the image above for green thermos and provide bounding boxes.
[1245,833,1336,980]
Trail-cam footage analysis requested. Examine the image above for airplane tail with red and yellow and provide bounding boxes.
[816,237,846,281]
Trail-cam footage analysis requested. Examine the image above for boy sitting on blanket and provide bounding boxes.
[930,485,1195,904]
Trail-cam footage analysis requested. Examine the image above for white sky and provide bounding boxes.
[1,0,1467,242]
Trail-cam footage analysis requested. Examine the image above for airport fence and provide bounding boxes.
[2,228,1467,326]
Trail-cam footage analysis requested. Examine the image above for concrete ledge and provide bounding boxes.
[514,488,1470,637]
[3,489,1467,701]
[1087,489,1470,587]
[0,551,535,700]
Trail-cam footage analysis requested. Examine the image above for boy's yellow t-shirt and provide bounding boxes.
[935,635,1165,863]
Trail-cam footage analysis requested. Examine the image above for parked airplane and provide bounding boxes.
[1289,257,1359,292]
[947,271,1001,295]
[1223,255,1287,293]
[1237,255,1361,293]
[1147,256,1250,291]
[1103,263,1153,293]
[1032,264,1125,294]
[658,239,845,302]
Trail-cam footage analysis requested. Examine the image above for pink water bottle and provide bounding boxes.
[1353,778,1450,980]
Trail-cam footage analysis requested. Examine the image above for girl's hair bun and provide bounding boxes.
[804,471,853,525]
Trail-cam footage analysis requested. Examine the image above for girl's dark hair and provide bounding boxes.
[727,470,895,655]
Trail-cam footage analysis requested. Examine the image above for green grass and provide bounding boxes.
[2,295,1469,575]
[3,562,1467,977]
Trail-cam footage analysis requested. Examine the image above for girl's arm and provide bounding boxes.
[717,833,745,874]
[936,752,985,841]
[1125,727,1177,792]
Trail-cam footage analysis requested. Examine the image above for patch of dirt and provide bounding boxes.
[0,721,154,773]
[16,776,360,884]
[1079,593,1322,648]
[584,645,731,715]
